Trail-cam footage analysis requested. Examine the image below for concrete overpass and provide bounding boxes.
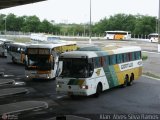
[0,0,46,9]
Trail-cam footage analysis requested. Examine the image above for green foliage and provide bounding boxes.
[142,52,148,61]
[93,13,156,36]
[142,55,148,61]
[0,14,6,31]
[0,13,157,36]
[0,14,60,34]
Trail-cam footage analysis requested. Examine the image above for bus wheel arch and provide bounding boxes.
[94,82,102,97]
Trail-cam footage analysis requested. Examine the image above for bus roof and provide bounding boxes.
[0,38,12,42]
[26,42,76,49]
[8,42,30,47]
[148,33,158,36]
[60,45,141,58]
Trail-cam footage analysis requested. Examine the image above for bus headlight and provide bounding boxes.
[57,84,61,88]
[26,76,29,78]
[81,85,88,89]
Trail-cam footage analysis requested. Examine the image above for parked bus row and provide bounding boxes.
[0,38,143,97]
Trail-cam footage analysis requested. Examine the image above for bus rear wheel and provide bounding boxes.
[128,73,134,86]
[94,83,102,97]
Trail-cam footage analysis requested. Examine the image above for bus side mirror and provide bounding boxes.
[57,61,63,76]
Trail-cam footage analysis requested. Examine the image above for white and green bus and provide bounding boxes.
[56,45,142,97]
[25,42,77,80]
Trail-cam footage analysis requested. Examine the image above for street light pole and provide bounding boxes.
[158,0,160,52]
[89,0,92,44]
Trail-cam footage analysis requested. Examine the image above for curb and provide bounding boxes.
[142,75,160,81]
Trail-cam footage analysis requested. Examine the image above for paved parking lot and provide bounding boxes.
[0,40,160,120]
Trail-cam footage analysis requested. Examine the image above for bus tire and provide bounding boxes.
[23,60,26,65]
[12,57,16,64]
[128,73,134,86]
[122,75,129,87]
[69,95,76,99]
[94,83,102,97]
[2,52,4,57]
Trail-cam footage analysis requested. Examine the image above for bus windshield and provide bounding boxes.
[26,55,52,70]
[60,58,92,78]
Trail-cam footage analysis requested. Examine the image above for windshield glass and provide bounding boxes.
[60,58,92,78]
[26,55,52,70]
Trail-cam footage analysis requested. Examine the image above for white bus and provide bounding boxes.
[0,38,13,57]
[30,33,60,42]
[56,45,142,97]
[25,42,77,80]
[105,31,131,40]
[7,42,28,64]
[148,33,158,43]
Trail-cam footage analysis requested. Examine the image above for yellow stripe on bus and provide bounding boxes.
[114,64,142,85]
[78,80,85,86]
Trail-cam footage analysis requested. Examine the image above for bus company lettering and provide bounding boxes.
[121,62,133,70]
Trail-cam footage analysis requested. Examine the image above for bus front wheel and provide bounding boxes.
[122,75,129,87]
[94,83,102,97]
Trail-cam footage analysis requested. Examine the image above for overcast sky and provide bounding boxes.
[0,0,159,23]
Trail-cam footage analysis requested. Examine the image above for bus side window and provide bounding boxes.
[17,47,21,53]
[135,51,141,60]
[128,53,132,61]
[132,52,135,61]
[100,57,105,66]
[95,57,101,68]
[116,54,123,64]
[123,53,129,62]
[104,56,109,65]
[108,55,111,65]
[122,54,125,62]
[109,55,116,65]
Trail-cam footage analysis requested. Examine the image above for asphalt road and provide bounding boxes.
[76,40,159,52]
[0,40,160,120]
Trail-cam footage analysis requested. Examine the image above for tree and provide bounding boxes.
[0,14,6,31]
[22,15,40,32]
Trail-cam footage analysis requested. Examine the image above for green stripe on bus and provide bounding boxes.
[108,66,119,86]
[68,79,79,85]
[95,51,119,88]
